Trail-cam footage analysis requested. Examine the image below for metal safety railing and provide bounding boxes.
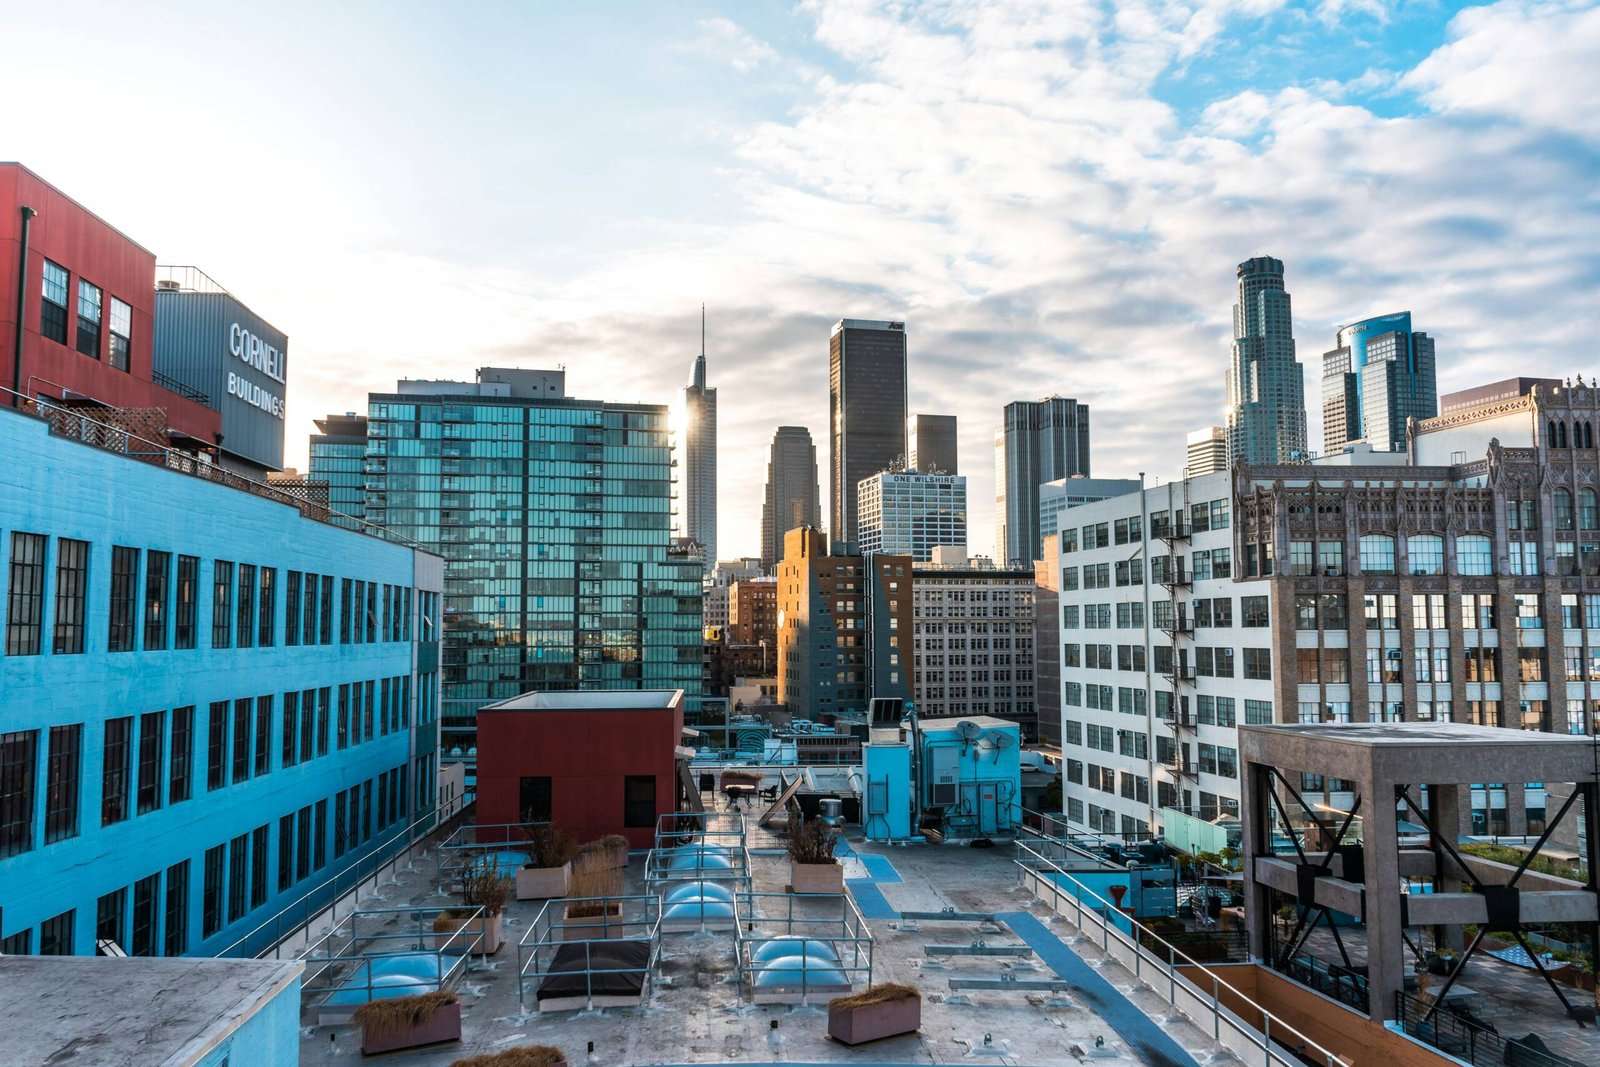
[517,895,661,1012]
[221,798,470,961]
[1014,837,1351,1067]
[737,891,874,1003]
[300,904,482,1017]
[1394,990,1581,1067]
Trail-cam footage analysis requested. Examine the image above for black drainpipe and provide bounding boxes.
[12,204,36,407]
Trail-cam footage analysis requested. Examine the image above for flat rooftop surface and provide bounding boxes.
[482,689,684,711]
[297,790,1226,1066]
[1243,720,1596,747]
[4,954,301,1065]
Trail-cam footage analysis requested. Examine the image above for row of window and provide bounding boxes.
[0,675,417,859]
[39,258,132,371]
[1,532,421,658]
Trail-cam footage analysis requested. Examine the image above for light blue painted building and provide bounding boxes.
[0,402,444,960]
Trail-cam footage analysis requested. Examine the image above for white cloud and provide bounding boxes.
[691,16,781,73]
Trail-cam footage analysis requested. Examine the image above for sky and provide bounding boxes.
[4,0,1599,560]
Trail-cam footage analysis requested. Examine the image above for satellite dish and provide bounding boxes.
[991,733,1015,750]
[955,720,981,740]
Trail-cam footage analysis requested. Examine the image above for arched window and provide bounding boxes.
[1456,534,1493,575]
[1559,422,1569,449]
[1407,534,1444,575]
[1581,488,1598,530]
[1555,488,1575,530]
[1549,420,1559,446]
[1585,422,1594,449]
[1359,534,1396,575]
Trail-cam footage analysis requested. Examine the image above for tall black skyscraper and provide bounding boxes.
[995,397,1090,567]
[1225,256,1307,465]
[907,413,958,474]
[761,425,822,572]
[829,319,908,545]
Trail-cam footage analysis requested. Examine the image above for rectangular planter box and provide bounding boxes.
[559,904,624,941]
[517,861,571,900]
[361,1000,463,1055]
[828,996,920,1045]
[792,860,844,895]
[575,842,629,874]
[431,912,502,956]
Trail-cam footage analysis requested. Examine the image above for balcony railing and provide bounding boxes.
[151,371,210,405]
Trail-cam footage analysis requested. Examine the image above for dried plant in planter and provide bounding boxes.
[351,990,459,1038]
[523,824,577,869]
[829,983,919,1010]
[565,863,624,917]
[458,866,513,916]
[787,818,839,865]
[450,1045,567,1067]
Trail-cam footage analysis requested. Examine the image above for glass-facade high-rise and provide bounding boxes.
[1320,312,1438,453]
[362,369,703,761]
[1225,256,1307,466]
[995,397,1090,567]
[309,412,369,528]
[683,310,717,572]
[829,319,908,545]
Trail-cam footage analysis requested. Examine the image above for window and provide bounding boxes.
[279,814,295,892]
[131,873,159,956]
[254,696,271,777]
[1407,535,1444,575]
[1243,648,1272,680]
[40,259,68,343]
[257,567,275,647]
[0,730,38,858]
[519,775,552,822]
[1359,534,1395,575]
[52,537,89,655]
[285,571,301,646]
[232,699,252,784]
[102,717,132,826]
[207,701,227,791]
[44,724,81,843]
[1245,699,1273,725]
[236,564,255,649]
[1456,534,1492,576]
[320,575,334,643]
[297,806,312,881]
[144,551,170,650]
[76,279,103,358]
[251,824,269,909]
[212,561,234,648]
[40,910,74,955]
[1460,593,1496,630]
[1411,594,1446,631]
[228,833,249,922]
[1318,541,1344,575]
[1364,593,1398,629]
[175,555,199,649]
[108,546,140,652]
[203,844,225,937]
[96,888,126,950]
[1321,593,1346,629]
[1582,488,1599,531]
[1555,489,1575,530]
[165,861,189,955]
[1242,596,1269,626]
[1510,541,1539,576]
[0,930,31,956]
[169,707,193,804]
[282,691,299,768]
[6,531,46,656]
[1288,540,1313,576]
[137,710,165,815]
[1516,593,1543,629]
[1562,593,1582,629]
[1508,499,1537,530]
[108,296,132,371]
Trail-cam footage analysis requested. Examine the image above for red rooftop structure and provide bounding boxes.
[475,689,688,849]
[1,162,219,444]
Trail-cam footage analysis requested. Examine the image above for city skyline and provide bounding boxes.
[4,3,1597,560]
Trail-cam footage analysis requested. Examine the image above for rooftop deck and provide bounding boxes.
[295,801,1234,1066]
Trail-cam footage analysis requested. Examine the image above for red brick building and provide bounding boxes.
[475,690,687,848]
[1,163,219,443]
[728,577,777,647]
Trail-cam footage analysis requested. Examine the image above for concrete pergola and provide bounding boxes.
[1239,722,1599,1027]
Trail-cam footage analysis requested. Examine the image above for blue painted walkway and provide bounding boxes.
[846,879,899,919]
[999,911,1201,1067]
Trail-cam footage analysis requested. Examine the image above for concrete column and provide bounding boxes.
[1365,774,1404,1022]
[1428,782,1465,953]
[1241,759,1274,963]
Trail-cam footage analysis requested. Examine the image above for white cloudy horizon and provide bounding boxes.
[4,0,1598,560]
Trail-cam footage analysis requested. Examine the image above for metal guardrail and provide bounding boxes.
[0,385,426,550]
[300,904,482,1013]
[1395,990,1580,1067]
[517,895,661,1012]
[737,891,875,1003]
[435,821,545,875]
[1014,837,1350,1067]
[150,370,210,405]
[222,798,469,961]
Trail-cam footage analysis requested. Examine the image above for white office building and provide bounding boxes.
[857,470,967,562]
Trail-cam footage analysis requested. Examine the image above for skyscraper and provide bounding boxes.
[1225,256,1307,466]
[1320,312,1437,453]
[760,426,821,572]
[1185,425,1227,477]
[362,368,703,762]
[829,319,908,544]
[683,308,717,572]
[907,413,958,474]
[995,397,1090,567]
